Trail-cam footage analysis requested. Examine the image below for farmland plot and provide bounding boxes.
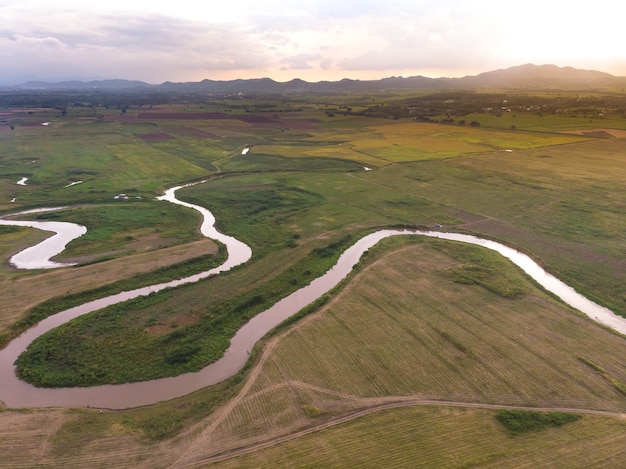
[195,240,626,465]
[2,95,626,468]
[262,242,626,409]
[207,407,626,469]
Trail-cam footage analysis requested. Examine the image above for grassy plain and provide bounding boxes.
[252,241,626,409]
[0,121,206,209]
[178,239,626,467]
[0,238,220,345]
[1,93,625,467]
[3,238,625,468]
[362,137,626,315]
[206,408,625,469]
[441,111,626,133]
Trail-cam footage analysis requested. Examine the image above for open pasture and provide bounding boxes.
[250,120,591,166]
[345,121,591,162]
[445,111,626,133]
[107,142,205,184]
[0,119,208,209]
[360,136,626,316]
[2,90,626,467]
[248,142,387,168]
[179,169,455,254]
[135,108,322,131]
[191,239,626,466]
[206,406,626,469]
[256,240,626,410]
[223,151,366,173]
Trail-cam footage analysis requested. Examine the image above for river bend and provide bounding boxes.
[0,185,624,408]
[0,207,88,269]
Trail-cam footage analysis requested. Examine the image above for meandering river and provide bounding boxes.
[0,183,624,409]
[0,207,87,269]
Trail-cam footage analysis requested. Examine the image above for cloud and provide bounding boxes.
[324,6,499,75]
[0,8,273,83]
[9,34,67,48]
[280,53,322,70]
[0,3,498,84]
[1,0,625,84]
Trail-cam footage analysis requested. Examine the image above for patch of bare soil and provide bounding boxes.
[0,238,218,335]
[102,115,137,123]
[7,108,53,113]
[445,208,488,224]
[144,312,202,336]
[133,111,320,130]
[133,132,175,141]
[0,408,66,467]
[136,112,229,120]
[173,127,220,138]
[127,233,180,252]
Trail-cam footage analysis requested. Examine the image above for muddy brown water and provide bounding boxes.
[0,184,624,409]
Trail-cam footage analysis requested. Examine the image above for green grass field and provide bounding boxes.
[206,407,625,468]
[1,92,625,468]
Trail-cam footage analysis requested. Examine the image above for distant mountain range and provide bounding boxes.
[3,64,625,93]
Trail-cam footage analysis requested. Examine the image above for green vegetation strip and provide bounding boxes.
[430,239,530,298]
[578,356,626,396]
[495,409,582,434]
[4,248,226,347]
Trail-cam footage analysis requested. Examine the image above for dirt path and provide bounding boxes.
[168,245,626,467]
[168,257,375,467]
[172,398,626,468]
[169,312,322,466]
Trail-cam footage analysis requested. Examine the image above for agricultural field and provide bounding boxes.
[0,89,625,467]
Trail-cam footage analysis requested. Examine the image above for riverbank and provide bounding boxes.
[1,183,624,408]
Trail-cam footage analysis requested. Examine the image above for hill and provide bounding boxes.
[3,64,625,94]
[463,63,622,89]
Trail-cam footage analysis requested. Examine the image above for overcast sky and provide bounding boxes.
[1,0,625,85]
